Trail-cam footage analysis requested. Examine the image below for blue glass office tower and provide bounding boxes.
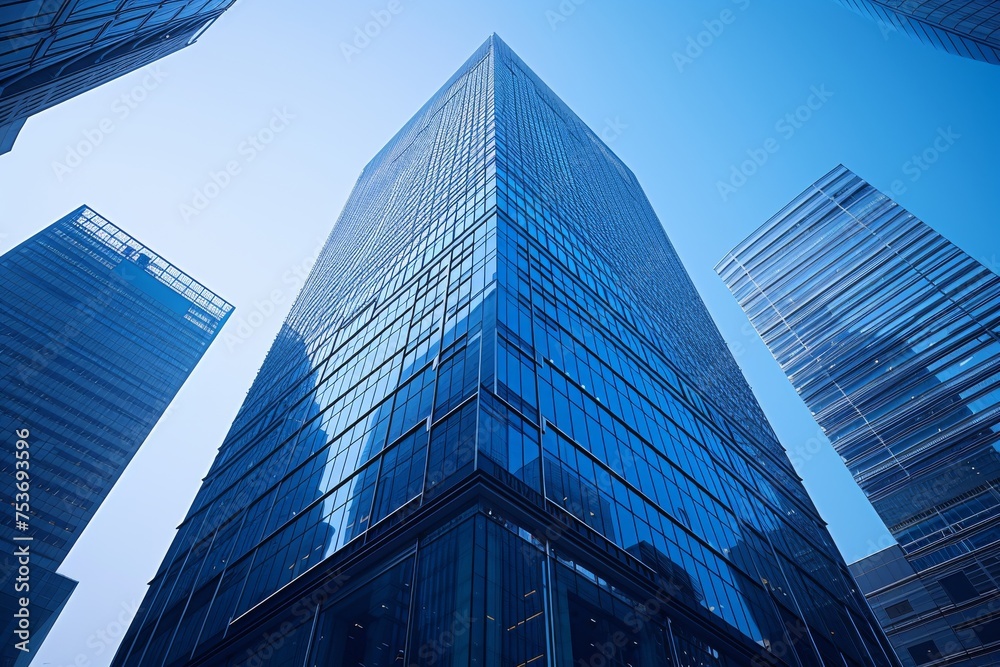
[0,206,231,666]
[0,0,238,155]
[833,0,1000,64]
[113,37,897,667]
[717,165,1000,667]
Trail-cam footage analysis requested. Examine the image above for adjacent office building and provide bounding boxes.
[833,0,1000,64]
[717,165,1000,666]
[0,206,232,665]
[113,37,898,667]
[0,0,238,155]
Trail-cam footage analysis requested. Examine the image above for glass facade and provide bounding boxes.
[0,205,231,666]
[114,37,897,667]
[833,0,1000,64]
[0,0,238,155]
[717,164,1000,666]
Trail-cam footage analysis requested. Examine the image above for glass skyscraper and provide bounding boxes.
[833,0,1000,64]
[0,206,231,666]
[717,165,1000,667]
[113,37,897,667]
[0,0,238,155]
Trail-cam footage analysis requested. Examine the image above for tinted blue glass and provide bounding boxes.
[0,0,238,154]
[718,164,1000,666]
[115,39,897,667]
[0,206,231,665]
[833,0,1000,64]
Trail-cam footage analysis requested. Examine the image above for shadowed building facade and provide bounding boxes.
[833,0,1000,64]
[717,165,1000,667]
[113,37,898,667]
[0,0,238,155]
[0,206,231,666]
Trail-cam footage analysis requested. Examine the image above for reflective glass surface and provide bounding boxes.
[0,205,231,664]
[834,0,1000,64]
[0,0,237,154]
[115,38,897,667]
[718,165,1000,666]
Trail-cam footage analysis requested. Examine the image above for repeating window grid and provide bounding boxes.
[120,40,896,667]
[718,165,1000,663]
[122,51,499,660]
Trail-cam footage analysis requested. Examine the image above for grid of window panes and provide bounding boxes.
[0,0,237,153]
[0,205,230,663]
[834,0,1000,64]
[489,39,894,667]
[115,37,897,667]
[113,37,499,667]
[717,164,1000,666]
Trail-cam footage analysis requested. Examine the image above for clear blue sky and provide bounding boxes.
[3,2,997,665]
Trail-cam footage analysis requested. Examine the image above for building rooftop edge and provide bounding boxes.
[68,205,233,320]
